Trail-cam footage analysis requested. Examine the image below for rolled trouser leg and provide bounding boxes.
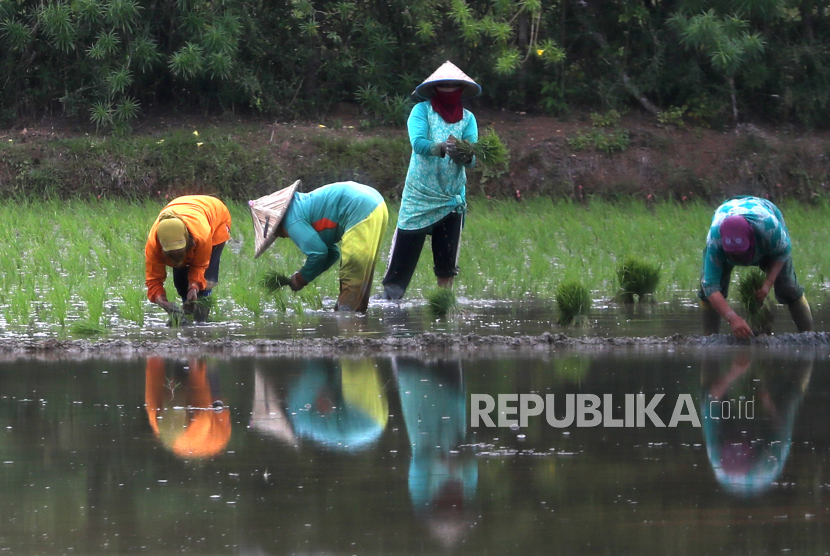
[787,295,814,332]
[700,300,721,335]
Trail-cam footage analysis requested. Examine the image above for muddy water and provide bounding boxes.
[0,349,828,555]
[136,297,830,341]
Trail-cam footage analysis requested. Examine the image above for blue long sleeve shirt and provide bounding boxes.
[281,182,384,282]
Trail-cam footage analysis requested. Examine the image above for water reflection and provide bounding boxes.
[4,351,830,554]
[700,350,813,496]
[286,358,389,451]
[395,356,478,548]
[144,356,231,459]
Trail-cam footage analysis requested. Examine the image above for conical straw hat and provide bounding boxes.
[414,61,481,100]
[249,180,301,259]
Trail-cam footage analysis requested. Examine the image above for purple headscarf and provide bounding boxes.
[719,215,755,263]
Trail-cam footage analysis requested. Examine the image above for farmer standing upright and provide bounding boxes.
[698,195,813,338]
[382,61,479,300]
[145,195,232,322]
[249,180,388,312]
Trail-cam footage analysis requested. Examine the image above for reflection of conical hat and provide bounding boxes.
[249,180,301,259]
[414,61,481,100]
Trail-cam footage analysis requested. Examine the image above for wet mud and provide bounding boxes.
[2,330,830,357]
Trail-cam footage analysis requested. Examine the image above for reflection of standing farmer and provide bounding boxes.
[145,195,231,322]
[250,181,388,312]
[382,61,480,300]
[698,196,813,338]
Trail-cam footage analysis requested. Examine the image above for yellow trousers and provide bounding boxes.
[337,202,389,312]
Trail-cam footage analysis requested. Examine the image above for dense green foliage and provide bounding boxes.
[1,0,828,129]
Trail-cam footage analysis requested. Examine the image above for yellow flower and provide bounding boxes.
[197,142,203,147]
[193,130,199,136]
[318,124,326,128]
[537,49,544,56]
[157,139,165,144]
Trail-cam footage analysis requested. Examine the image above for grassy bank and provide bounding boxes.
[0,198,826,335]
[3,117,830,204]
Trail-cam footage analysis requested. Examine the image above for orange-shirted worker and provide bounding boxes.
[145,357,231,459]
[145,195,231,322]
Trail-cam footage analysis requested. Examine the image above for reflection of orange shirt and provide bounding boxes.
[145,357,231,459]
[145,196,232,301]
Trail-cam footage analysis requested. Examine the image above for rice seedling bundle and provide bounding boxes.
[260,270,292,294]
[737,269,774,335]
[616,257,661,303]
[448,127,509,170]
[555,281,592,326]
[427,288,459,317]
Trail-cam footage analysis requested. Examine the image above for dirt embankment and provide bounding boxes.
[0,331,828,360]
[2,108,829,202]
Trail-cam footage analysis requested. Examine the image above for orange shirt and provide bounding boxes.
[145,196,232,301]
[145,357,231,459]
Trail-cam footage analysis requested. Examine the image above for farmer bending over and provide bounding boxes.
[699,195,813,338]
[145,195,231,322]
[250,181,388,312]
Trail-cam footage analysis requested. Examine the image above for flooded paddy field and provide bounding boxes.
[1,348,829,555]
[12,294,827,344]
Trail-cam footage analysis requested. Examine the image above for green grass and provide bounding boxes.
[0,198,827,334]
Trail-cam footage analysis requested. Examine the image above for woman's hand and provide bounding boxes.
[429,142,448,157]
[725,311,754,340]
[289,272,307,292]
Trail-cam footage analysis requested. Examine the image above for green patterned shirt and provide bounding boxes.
[396,101,478,231]
[701,196,792,297]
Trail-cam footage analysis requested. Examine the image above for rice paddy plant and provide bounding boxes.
[449,127,509,179]
[80,279,108,327]
[427,288,459,317]
[615,256,662,303]
[555,280,592,326]
[260,270,292,293]
[6,288,33,326]
[298,286,324,310]
[229,281,263,319]
[70,320,108,336]
[47,278,70,327]
[120,287,146,327]
[737,269,774,335]
[270,289,289,312]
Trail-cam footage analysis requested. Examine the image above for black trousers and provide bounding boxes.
[382,211,463,300]
[173,242,226,302]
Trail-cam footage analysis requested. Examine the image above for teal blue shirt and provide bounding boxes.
[282,182,383,282]
[397,101,478,231]
[701,196,792,297]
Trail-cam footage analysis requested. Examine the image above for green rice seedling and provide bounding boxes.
[80,279,108,326]
[70,320,107,336]
[230,282,263,319]
[47,279,70,327]
[427,288,459,318]
[260,270,292,294]
[270,289,289,312]
[448,128,509,179]
[7,288,32,326]
[616,256,661,303]
[556,281,592,326]
[119,287,146,327]
[298,287,324,311]
[737,269,774,335]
